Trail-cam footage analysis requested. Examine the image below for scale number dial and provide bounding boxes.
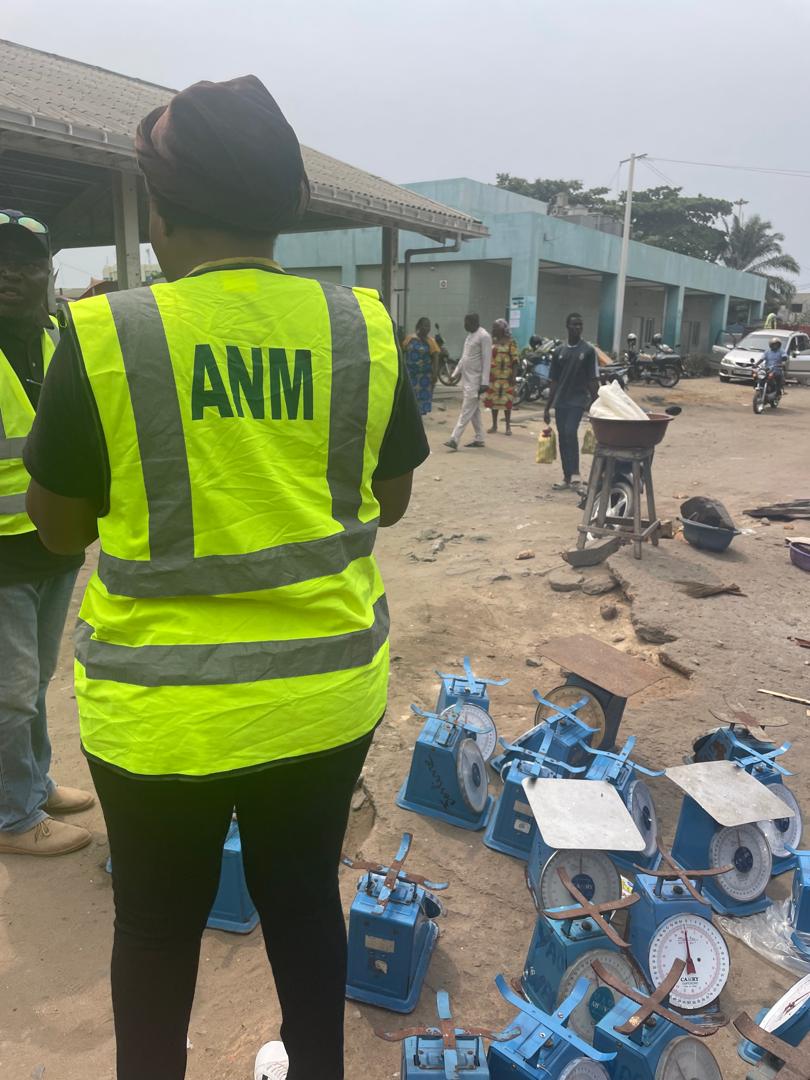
[534,685,607,748]
[442,703,497,762]
[539,850,621,911]
[647,913,729,1010]
[757,782,803,857]
[708,823,772,902]
[626,778,658,858]
[558,948,644,1043]
[655,1036,723,1080]
[558,1059,611,1080]
[759,973,810,1034]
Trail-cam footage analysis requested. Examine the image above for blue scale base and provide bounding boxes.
[346,920,439,1013]
[396,779,493,832]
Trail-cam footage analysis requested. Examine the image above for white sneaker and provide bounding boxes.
[254,1041,289,1080]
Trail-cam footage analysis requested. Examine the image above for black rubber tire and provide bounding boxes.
[438,363,460,387]
[526,381,543,402]
[719,375,730,383]
[658,366,680,389]
[753,390,765,414]
[513,379,527,405]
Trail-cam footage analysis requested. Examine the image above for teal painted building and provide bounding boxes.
[276,178,766,356]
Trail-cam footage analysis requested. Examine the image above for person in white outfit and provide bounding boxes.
[444,313,491,450]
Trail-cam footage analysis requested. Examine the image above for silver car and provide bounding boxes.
[719,329,810,382]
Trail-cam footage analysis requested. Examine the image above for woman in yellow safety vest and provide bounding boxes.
[25,76,428,1080]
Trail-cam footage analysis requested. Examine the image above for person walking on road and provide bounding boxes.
[484,318,519,435]
[24,75,428,1080]
[0,210,94,859]
[402,316,440,415]
[543,312,599,491]
[444,313,491,450]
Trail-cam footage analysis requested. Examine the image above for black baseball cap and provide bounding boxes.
[0,210,50,257]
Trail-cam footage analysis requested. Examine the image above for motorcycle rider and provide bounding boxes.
[759,336,787,392]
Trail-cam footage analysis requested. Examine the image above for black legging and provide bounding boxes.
[555,404,584,481]
[89,730,373,1080]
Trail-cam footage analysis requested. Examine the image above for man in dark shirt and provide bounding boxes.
[0,212,94,857]
[544,312,600,492]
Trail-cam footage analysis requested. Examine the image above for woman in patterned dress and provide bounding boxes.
[484,318,519,435]
[402,316,440,416]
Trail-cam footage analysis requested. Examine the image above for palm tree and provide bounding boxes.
[722,214,799,307]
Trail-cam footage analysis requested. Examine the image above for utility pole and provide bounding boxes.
[734,197,749,225]
[612,152,646,357]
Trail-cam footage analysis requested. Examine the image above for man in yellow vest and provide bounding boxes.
[25,77,428,1080]
[0,211,94,858]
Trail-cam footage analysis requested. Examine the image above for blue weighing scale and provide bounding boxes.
[789,847,810,958]
[692,716,803,877]
[626,846,731,1022]
[377,989,517,1079]
[342,832,448,1013]
[580,735,664,873]
[734,1006,810,1080]
[522,848,644,1044]
[487,973,616,1079]
[592,957,724,1080]
[737,974,810,1069]
[435,656,509,716]
[483,731,586,861]
[537,633,666,752]
[668,760,797,917]
[489,689,598,776]
[397,703,495,831]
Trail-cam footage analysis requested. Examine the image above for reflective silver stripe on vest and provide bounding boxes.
[75,594,389,687]
[97,284,376,598]
[0,492,27,514]
[0,436,27,460]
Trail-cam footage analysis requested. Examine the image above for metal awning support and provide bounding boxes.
[381,226,399,322]
[113,171,142,290]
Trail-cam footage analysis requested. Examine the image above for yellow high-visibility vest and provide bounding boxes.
[69,265,399,777]
[0,322,57,535]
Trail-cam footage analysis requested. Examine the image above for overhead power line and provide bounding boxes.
[650,157,810,180]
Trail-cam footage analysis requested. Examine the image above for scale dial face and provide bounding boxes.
[655,1036,722,1080]
[647,913,729,1010]
[557,948,644,1043]
[534,685,607,748]
[557,1059,611,1080]
[626,778,658,858]
[443,702,497,762]
[456,738,489,813]
[708,823,772,902]
[759,973,810,1032]
[539,850,621,912]
[757,782,803,857]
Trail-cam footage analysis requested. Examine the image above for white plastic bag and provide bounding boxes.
[589,382,649,421]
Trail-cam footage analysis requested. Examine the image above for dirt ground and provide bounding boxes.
[2,376,809,1080]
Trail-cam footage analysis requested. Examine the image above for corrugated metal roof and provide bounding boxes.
[0,39,487,240]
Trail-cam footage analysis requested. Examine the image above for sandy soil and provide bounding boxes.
[1,376,808,1080]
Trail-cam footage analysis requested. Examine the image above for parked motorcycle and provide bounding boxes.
[598,362,629,390]
[514,337,557,405]
[752,365,782,414]
[434,324,460,386]
[625,342,682,389]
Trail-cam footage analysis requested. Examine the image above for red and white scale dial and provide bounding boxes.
[648,913,730,1011]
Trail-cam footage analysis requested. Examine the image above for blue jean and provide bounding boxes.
[555,404,585,481]
[0,570,78,832]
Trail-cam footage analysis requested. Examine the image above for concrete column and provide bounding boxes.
[380,227,399,322]
[709,293,730,350]
[112,171,142,291]
[663,284,685,347]
[508,246,540,349]
[598,273,618,350]
[751,299,765,323]
[341,234,358,287]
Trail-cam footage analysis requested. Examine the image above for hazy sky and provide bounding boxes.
[5,0,810,289]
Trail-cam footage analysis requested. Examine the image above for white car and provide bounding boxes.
[719,329,810,382]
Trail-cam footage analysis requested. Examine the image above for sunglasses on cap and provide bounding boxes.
[0,210,49,236]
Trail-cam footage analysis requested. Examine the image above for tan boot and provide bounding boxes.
[0,818,91,856]
[44,785,95,814]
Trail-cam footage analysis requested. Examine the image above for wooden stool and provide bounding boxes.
[576,444,660,559]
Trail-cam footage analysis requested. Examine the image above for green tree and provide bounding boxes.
[496,174,610,208]
[721,214,799,307]
[612,186,733,261]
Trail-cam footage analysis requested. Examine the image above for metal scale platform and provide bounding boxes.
[343,833,448,1013]
[592,958,725,1079]
[377,990,516,1078]
[487,973,617,1078]
[668,760,797,916]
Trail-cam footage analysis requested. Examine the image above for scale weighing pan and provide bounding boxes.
[666,761,796,826]
[538,634,664,697]
[522,777,645,851]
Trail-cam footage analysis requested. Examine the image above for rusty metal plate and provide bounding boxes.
[522,777,645,851]
[665,761,796,827]
[539,634,664,698]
